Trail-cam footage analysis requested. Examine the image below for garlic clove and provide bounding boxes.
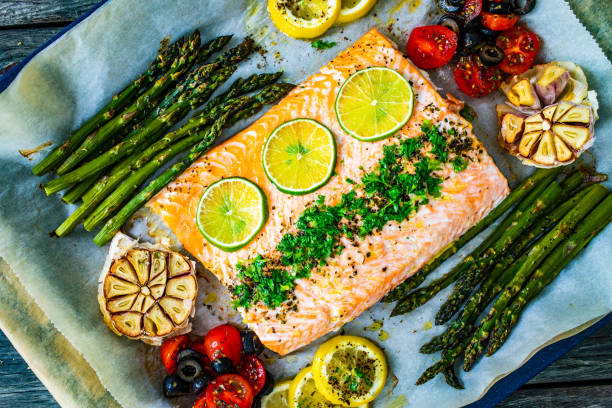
[501,114,524,143]
[532,131,556,165]
[127,249,150,285]
[553,124,590,149]
[112,312,143,338]
[554,136,573,162]
[518,131,542,157]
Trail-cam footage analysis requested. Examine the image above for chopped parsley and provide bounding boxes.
[232,122,471,310]
[311,39,337,49]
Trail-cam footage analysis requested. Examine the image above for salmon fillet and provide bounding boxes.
[148,29,509,355]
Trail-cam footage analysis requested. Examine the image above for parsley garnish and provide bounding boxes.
[311,39,337,49]
[452,156,469,172]
[460,104,476,123]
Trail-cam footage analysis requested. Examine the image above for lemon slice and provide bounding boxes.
[335,67,414,142]
[312,336,387,407]
[196,177,268,252]
[262,379,292,408]
[262,118,336,195]
[289,366,368,408]
[268,0,341,39]
[337,0,378,24]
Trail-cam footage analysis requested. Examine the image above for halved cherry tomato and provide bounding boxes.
[205,374,254,408]
[237,355,267,395]
[460,0,483,22]
[481,12,519,31]
[161,335,189,375]
[454,54,502,98]
[406,25,458,69]
[204,324,243,366]
[193,393,206,408]
[495,25,540,74]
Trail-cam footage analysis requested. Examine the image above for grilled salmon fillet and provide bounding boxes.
[148,28,509,355]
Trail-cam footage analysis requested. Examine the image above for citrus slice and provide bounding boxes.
[335,67,414,142]
[261,379,291,408]
[268,0,341,39]
[289,366,368,408]
[196,177,268,252]
[262,118,337,195]
[337,0,378,24]
[312,335,387,407]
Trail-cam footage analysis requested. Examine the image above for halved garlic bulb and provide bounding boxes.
[498,102,594,167]
[98,233,197,345]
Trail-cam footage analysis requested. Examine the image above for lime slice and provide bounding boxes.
[196,177,268,252]
[335,67,414,142]
[262,118,337,195]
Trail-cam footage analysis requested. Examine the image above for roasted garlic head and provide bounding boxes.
[98,233,197,345]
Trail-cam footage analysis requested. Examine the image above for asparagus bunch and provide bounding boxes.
[93,82,294,246]
[32,32,192,176]
[382,168,560,303]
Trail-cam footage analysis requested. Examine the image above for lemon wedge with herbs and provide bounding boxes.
[312,336,387,407]
[337,0,378,24]
[335,67,414,142]
[268,0,341,39]
[289,366,369,408]
[262,379,292,408]
[196,177,268,252]
[262,118,336,195]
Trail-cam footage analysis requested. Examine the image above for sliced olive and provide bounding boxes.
[485,0,512,14]
[241,330,264,355]
[479,44,505,66]
[459,30,484,55]
[176,348,202,363]
[512,0,536,15]
[438,0,465,13]
[191,373,214,394]
[212,357,234,374]
[177,357,203,383]
[437,14,464,35]
[163,374,190,398]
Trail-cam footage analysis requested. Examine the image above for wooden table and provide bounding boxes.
[0,1,610,407]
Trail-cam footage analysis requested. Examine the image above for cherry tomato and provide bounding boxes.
[193,394,207,408]
[481,12,519,31]
[161,335,189,375]
[495,25,540,74]
[460,0,483,22]
[205,374,254,408]
[454,54,502,98]
[406,25,458,69]
[237,355,267,395]
[204,324,243,365]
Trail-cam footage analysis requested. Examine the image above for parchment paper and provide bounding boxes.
[0,1,610,407]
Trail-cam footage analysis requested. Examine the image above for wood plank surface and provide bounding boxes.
[498,383,612,407]
[0,1,98,27]
[0,27,63,72]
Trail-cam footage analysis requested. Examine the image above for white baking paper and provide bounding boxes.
[0,1,611,407]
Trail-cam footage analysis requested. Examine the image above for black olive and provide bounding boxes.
[177,357,203,383]
[191,373,214,394]
[459,30,484,55]
[241,330,264,355]
[438,0,465,13]
[252,396,262,408]
[212,357,234,374]
[478,44,505,66]
[163,374,190,398]
[436,14,464,36]
[511,0,536,15]
[177,348,202,363]
[484,0,512,14]
[259,371,275,396]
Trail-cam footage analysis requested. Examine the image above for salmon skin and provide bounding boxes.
[148,29,509,355]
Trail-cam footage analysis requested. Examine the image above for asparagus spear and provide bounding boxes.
[55,31,203,175]
[62,174,101,204]
[416,337,470,386]
[390,170,561,317]
[92,82,293,246]
[463,184,608,371]
[31,33,191,177]
[487,193,612,356]
[43,66,237,195]
[382,168,560,303]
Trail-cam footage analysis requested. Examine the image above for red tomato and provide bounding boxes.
[495,25,540,74]
[481,12,519,31]
[237,355,267,394]
[406,25,458,69]
[204,324,243,365]
[460,0,483,22]
[193,394,207,408]
[454,54,502,98]
[161,335,189,375]
[205,374,254,408]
